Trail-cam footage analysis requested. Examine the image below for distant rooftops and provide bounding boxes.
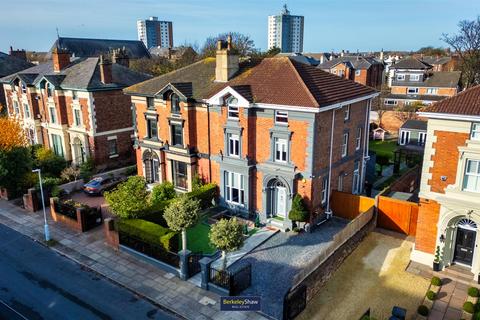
[0,52,34,78]
[48,37,151,59]
[421,85,480,117]
[401,119,427,131]
[317,55,383,70]
[390,57,432,70]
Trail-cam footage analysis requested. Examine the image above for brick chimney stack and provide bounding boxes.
[99,55,112,84]
[111,47,130,68]
[215,34,239,82]
[52,47,71,72]
[9,46,27,61]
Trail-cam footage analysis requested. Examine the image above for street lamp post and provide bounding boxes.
[32,169,50,241]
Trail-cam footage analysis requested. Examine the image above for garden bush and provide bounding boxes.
[469,287,480,297]
[150,182,176,205]
[34,147,67,177]
[464,301,475,314]
[417,305,429,316]
[104,176,149,219]
[426,290,436,301]
[0,146,33,197]
[186,183,217,209]
[431,276,442,286]
[60,166,80,182]
[118,219,178,252]
[79,157,95,181]
[288,194,309,225]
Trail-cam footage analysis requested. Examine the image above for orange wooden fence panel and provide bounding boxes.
[331,191,375,220]
[377,196,418,236]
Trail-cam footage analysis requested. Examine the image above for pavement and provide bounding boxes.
[0,223,177,320]
[0,200,266,320]
[231,217,349,320]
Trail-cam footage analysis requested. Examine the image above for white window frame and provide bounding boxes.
[352,162,360,194]
[49,106,57,124]
[321,177,328,205]
[225,171,245,205]
[275,110,288,124]
[463,159,480,193]
[107,136,118,157]
[385,99,398,106]
[426,88,438,95]
[73,108,82,127]
[228,105,239,119]
[355,70,361,76]
[471,123,480,141]
[23,103,30,118]
[344,105,350,121]
[341,133,349,158]
[399,130,411,145]
[407,87,419,94]
[409,74,420,81]
[338,174,344,192]
[355,127,362,150]
[274,137,288,163]
[396,74,406,81]
[228,133,240,157]
[13,101,20,115]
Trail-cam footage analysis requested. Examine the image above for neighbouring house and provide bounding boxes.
[421,55,460,72]
[124,37,378,230]
[48,37,151,60]
[149,46,197,61]
[317,55,384,90]
[398,119,427,147]
[0,47,151,168]
[384,57,461,107]
[0,50,34,111]
[411,85,480,278]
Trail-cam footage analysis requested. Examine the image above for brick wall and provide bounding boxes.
[93,90,133,133]
[428,130,469,194]
[415,198,441,254]
[391,86,457,97]
[93,131,134,168]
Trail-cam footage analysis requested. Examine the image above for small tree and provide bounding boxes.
[163,195,200,252]
[150,181,176,206]
[288,194,309,229]
[104,176,149,219]
[209,217,244,270]
[0,118,27,151]
[0,147,33,197]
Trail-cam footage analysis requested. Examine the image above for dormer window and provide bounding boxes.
[472,123,480,141]
[171,93,180,114]
[21,82,27,94]
[46,83,53,97]
[226,96,239,119]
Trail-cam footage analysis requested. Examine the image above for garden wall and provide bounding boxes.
[50,198,103,232]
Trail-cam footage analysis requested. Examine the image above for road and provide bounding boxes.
[0,224,179,320]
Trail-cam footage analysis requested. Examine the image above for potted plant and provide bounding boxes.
[467,287,479,304]
[430,276,442,294]
[417,305,429,319]
[433,245,442,271]
[462,301,475,320]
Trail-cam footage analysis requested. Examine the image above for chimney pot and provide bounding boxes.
[215,37,239,82]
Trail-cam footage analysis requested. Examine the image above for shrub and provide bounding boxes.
[469,287,480,297]
[431,276,442,286]
[186,183,217,209]
[118,219,178,252]
[0,146,33,197]
[288,194,309,224]
[37,177,62,195]
[104,176,149,219]
[34,147,67,177]
[417,305,429,316]
[60,166,80,182]
[192,174,204,190]
[209,217,245,270]
[426,290,436,301]
[150,182,176,205]
[464,301,475,314]
[473,311,480,320]
[79,158,95,181]
[143,199,174,227]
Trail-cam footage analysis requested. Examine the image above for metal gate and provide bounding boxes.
[283,285,306,320]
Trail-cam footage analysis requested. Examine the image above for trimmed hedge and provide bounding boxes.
[431,276,442,286]
[469,287,480,297]
[464,301,475,314]
[186,183,217,209]
[118,219,178,252]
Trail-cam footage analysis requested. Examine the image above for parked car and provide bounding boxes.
[83,177,123,196]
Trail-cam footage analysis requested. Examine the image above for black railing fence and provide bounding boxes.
[187,252,203,277]
[54,201,78,220]
[209,263,251,295]
[119,232,180,268]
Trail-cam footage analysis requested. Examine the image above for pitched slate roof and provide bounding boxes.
[125,57,378,108]
[401,119,427,131]
[49,37,150,59]
[385,93,448,102]
[421,56,452,66]
[392,71,461,88]
[0,52,34,78]
[391,57,432,70]
[0,57,151,91]
[317,56,383,70]
[421,85,480,116]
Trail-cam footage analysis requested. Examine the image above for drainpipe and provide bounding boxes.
[360,99,372,194]
[206,104,212,182]
[325,107,341,219]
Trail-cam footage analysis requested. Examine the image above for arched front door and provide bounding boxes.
[72,137,84,165]
[267,179,287,218]
[454,219,477,266]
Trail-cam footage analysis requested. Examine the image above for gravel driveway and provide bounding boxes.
[231,217,349,319]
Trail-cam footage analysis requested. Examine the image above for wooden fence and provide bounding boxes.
[330,191,375,220]
[376,195,418,236]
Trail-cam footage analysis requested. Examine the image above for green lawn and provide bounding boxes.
[369,139,398,160]
[182,219,216,254]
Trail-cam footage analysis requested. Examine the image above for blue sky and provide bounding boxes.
[0,0,478,53]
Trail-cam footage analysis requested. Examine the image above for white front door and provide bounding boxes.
[276,187,287,217]
[400,130,410,145]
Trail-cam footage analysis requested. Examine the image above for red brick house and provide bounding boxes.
[412,86,480,277]
[0,47,151,168]
[317,55,384,90]
[124,38,378,230]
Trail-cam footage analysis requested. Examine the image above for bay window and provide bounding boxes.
[172,161,188,190]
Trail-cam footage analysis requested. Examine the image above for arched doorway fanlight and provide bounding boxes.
[456,218,477,231]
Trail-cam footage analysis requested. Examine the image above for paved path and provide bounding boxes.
[0,223,177,320]
[232,217,348,319]
[0,200,265,320]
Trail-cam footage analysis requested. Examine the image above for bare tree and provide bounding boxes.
[442,16,480,88]
[201,32,256,57]
[394,101,424,123]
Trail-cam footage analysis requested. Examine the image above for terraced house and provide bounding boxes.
[0,47,151,168]
[412,86,480,277]
[125,38,378,230]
